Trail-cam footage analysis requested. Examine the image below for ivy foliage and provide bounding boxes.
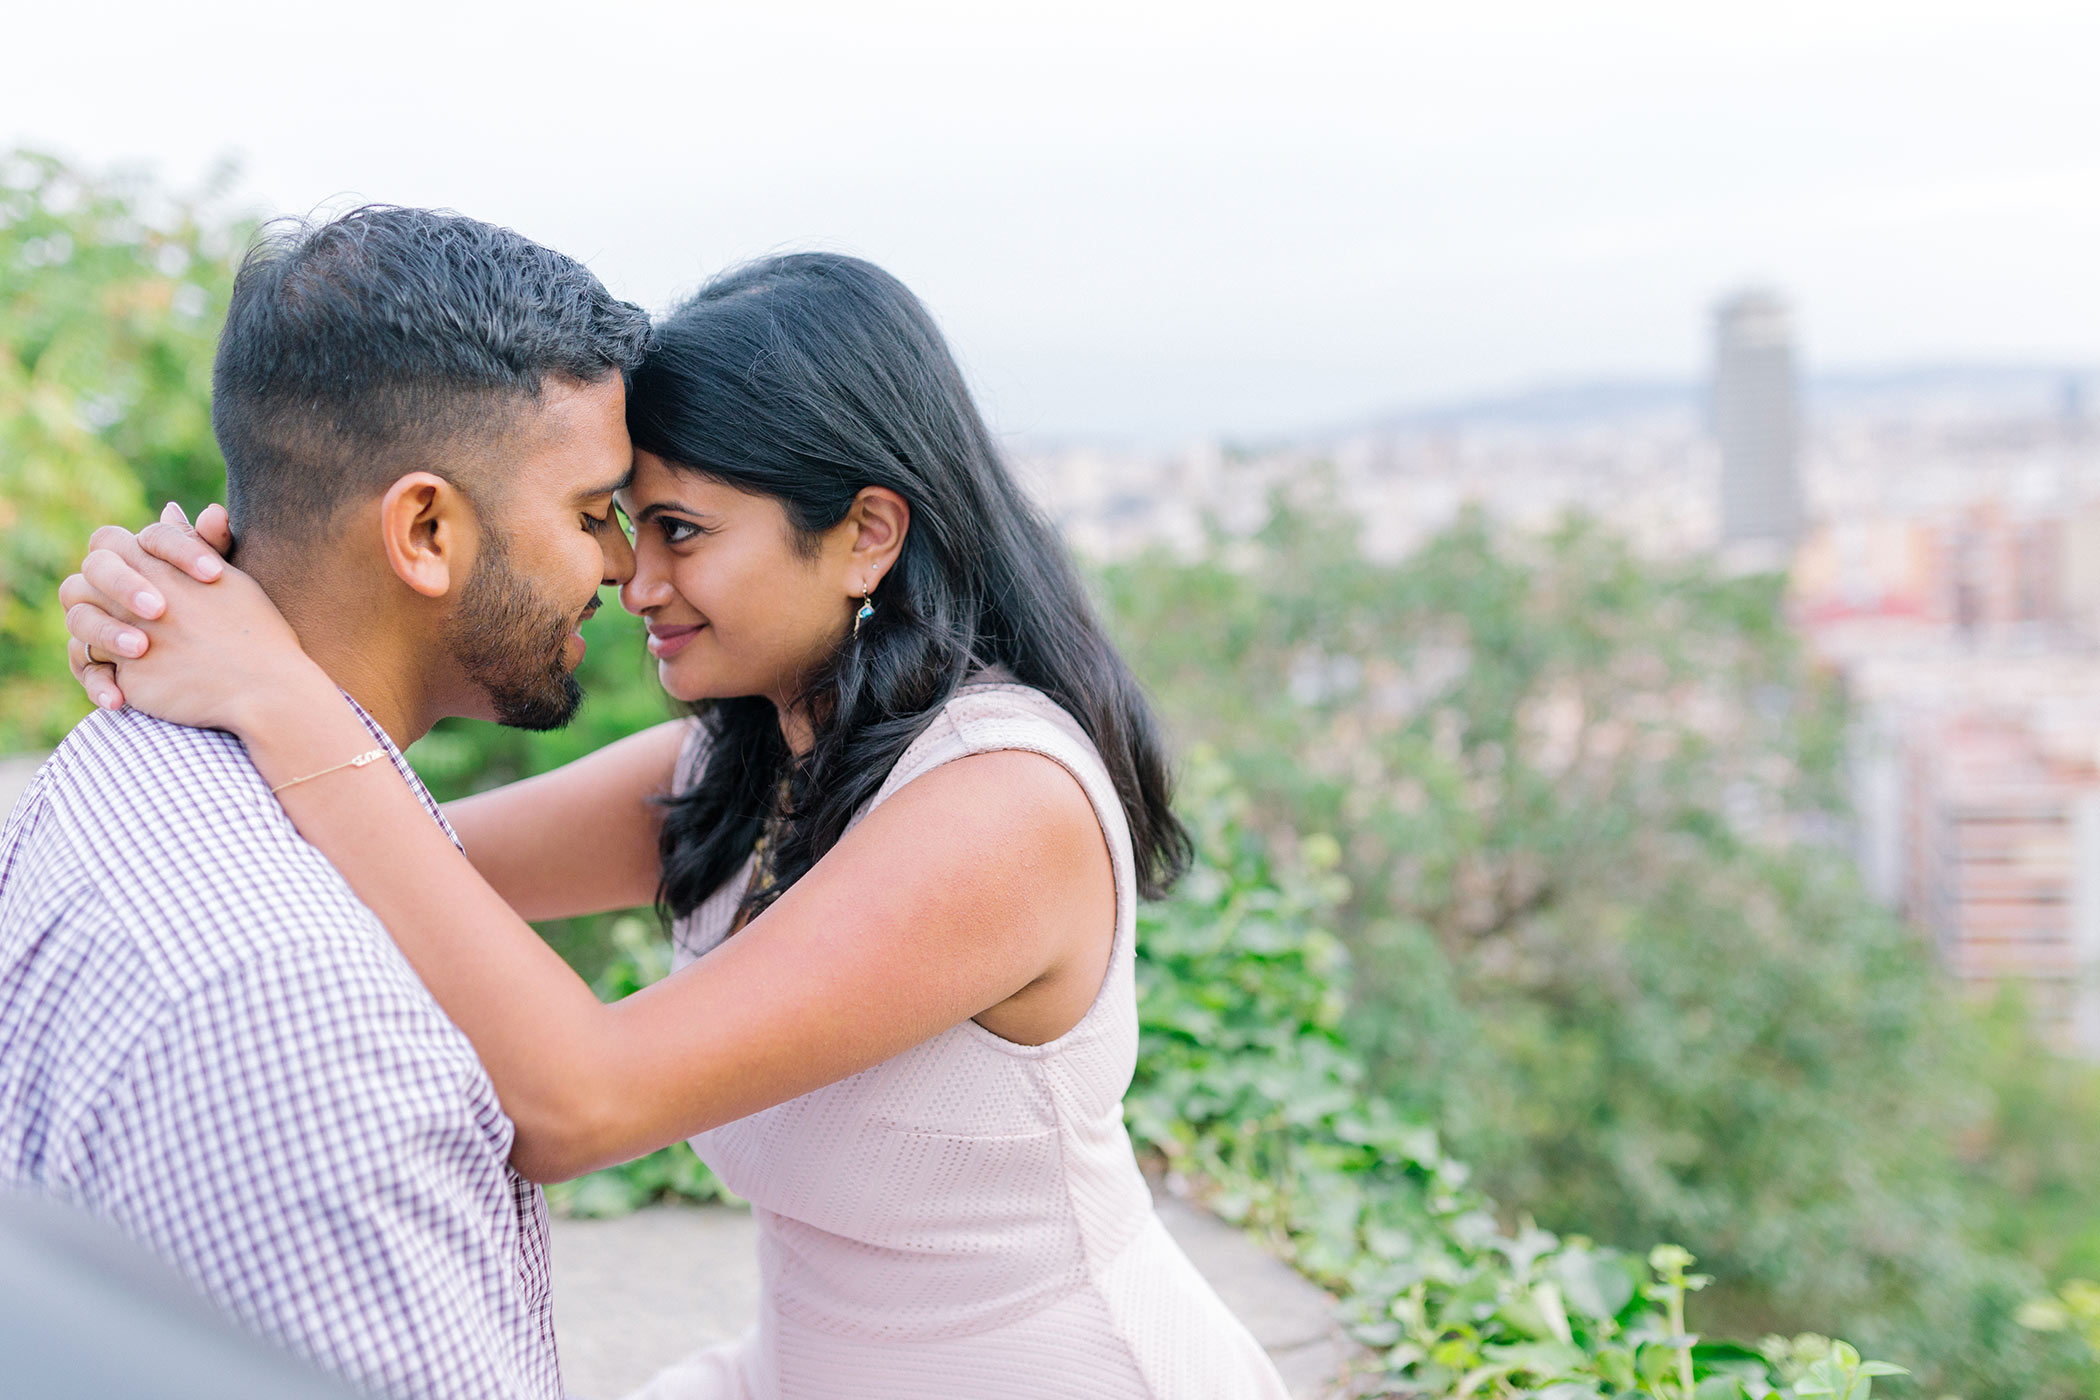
[1129,754,1908,1399]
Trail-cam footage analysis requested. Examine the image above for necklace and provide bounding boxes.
[733,778,794,931]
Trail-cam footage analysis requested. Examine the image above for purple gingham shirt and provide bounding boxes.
[0,700,561,1400]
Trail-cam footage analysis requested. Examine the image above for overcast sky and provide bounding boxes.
[8,1,2097,441]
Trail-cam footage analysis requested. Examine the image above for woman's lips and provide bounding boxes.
[647,624,703,659]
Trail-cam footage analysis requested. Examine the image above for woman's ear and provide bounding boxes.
[378,472,476,599]
[848,487,910,590]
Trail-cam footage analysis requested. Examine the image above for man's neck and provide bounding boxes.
[297,631,429,750]
[244,554,433,749]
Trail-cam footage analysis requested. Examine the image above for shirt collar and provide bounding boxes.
[338,691,463,853]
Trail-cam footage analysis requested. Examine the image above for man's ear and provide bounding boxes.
[847,486,910,589]
[378,472,477,599]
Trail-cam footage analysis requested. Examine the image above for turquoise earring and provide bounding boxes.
[854,592,875,637]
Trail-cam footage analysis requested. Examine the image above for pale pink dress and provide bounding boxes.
[625,681,1288,1400]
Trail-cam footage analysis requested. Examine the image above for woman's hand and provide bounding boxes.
[57,502,330,738]
[60,502,235,711]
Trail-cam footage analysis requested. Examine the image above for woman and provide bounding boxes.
[59,254,1289,1400]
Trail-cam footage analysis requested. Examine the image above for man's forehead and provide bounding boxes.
[502,376,631,493]
[517,373,627,437]
[546,450,631,500]
[584,460,635,498]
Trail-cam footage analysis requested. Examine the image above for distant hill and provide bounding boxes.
[1013,363,2099,456]
[1333,363,2095,438]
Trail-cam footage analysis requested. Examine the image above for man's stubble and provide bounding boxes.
[444,526,586,732]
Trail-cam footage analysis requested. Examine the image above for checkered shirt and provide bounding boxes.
[0,701,562,1400]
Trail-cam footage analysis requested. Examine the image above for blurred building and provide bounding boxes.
[1835,653,2100,1055]
[1712,289,1804,551]
[1792,506,2068,637]
[1792,388,2100,1056]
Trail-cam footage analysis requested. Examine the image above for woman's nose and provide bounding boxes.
[621,552,674,615]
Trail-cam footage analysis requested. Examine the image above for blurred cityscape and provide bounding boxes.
[1018,300,2100,1056]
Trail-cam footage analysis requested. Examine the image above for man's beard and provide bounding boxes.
[444,528,586,732]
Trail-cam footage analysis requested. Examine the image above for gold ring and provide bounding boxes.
[84,642,109,667]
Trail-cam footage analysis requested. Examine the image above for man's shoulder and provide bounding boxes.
[41,706,261,805]
[22,709,265,845]
[32,708,317,897]
[2,716,488,1142]
[9,709,406,998]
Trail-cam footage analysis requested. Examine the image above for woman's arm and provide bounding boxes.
[240,671,1109,1182]
[72,543,1111,1183]
[441,719,690,922]
[60,508,690,924]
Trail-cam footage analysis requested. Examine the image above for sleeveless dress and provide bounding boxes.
[628,681,1288,1400]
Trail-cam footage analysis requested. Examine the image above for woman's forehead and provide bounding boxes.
[624,449,679,490]
[619,450,695,502]
[619,452,759,511]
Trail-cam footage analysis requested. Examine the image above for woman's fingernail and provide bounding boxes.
[117,631,146,658]
[162,501,187,524]
[134,590,163,617]
[197,557,222,580]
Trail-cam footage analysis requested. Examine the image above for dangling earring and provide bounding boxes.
[854,587,876,637]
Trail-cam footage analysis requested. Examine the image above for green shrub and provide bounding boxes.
[0,150,241,748]
[1131,754,1922,1399]
[1101,489,2100,1398]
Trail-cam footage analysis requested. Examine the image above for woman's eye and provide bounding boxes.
[659,518,703,545]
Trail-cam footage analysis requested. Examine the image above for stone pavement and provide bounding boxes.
[551,1192,1359,1398]
[1,754,45,817]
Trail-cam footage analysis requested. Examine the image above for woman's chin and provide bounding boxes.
[655,661,719,707]
[659,668,775,712]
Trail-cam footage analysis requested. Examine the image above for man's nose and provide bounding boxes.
[599,516,636,587]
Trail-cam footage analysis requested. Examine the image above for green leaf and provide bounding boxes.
[1531,1279,1575,1346]
[1554,1248,1638,1321]
[1594,1346,1638,1390]
[1793,1357,1843,1396]
[1480,1339,1586,1378]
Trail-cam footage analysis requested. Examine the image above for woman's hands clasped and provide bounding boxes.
[58,502,324,738]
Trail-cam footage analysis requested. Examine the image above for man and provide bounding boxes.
[0,206,651,1398]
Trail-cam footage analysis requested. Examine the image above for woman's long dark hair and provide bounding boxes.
[629,253,1190,922]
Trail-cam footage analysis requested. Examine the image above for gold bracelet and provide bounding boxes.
[269,747,388,795]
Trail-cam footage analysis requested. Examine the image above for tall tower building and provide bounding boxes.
[1711,289,1804,546]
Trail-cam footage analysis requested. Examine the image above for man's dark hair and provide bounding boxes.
[211,206,652,540]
